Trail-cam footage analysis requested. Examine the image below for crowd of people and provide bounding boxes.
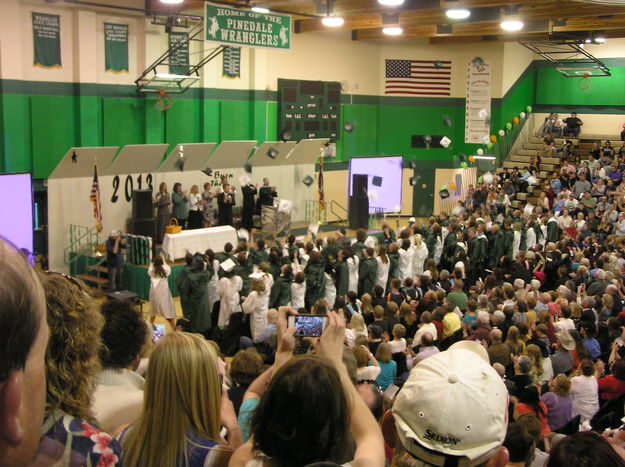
[9,130,625,466]
[153,176,278,243]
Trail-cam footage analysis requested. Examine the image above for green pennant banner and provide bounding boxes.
[223,46,241,79]
[32,12,61,68]
[205,3,291,50]
[169,32,190,75]
[104,23,129,73]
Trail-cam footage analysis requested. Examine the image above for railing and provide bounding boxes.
[481,111,536,169]
[369,206,386,230]
[64,224,101,266]
[328,200,348,223]
[304,200,327,224]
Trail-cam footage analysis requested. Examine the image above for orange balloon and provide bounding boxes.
[468,155,475,163]
[450,183,457,190]
[512,117,520,124]
[490,135,497,143]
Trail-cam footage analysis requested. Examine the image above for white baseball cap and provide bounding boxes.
[393,341,508,466]
[409,217,416,223]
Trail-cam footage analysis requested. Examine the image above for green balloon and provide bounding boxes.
[460,162,468,168]
[486,142,493,149]
[526,105,532,113]
[506,122,512,130]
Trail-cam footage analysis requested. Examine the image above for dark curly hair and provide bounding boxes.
[100,300,148,369]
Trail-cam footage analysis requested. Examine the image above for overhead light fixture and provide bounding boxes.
[500,19,524,31]
[595,36,606,43]
[322,16,344,27]
[251,5,270,14]
[383,26,403,35]
[585,38,593,43]
[378,0,405,5]
[472,155,497,160]
[446,9,471,20]
[160,0,184,4]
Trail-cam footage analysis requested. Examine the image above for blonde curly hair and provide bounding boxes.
[41,273,104,422]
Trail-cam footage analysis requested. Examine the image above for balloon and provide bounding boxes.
[486,142,493,148]
[460,162,468,168]
[506,122,512,130]
[498,129,505,136]
[468,155,475,163]
[520,112,526,119]
[512,117,519,124]
[526,105,532,113]
[450,183,457,190]
[490,135,497,143]
[477,148,484,155]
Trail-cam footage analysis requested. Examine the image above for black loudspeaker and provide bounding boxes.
[349,195,369,230]
[131,218,156,240]
[352,174,368,197]
[132,189,153,220]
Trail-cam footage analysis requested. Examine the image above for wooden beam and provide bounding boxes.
[428,28,625,45]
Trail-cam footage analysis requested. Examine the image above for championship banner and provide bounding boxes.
[205,3,291,50]
[104,23,129,73]
[465,60,492,144]
[32,12,61,68]
[169,32,190,75]
[223,46,241,78]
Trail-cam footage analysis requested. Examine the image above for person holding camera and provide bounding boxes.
[106,230,126,292]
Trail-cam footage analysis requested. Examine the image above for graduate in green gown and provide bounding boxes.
[304,250,326,310]
[358,247,378,297]
[334,250,349,298]
[179,254,212,333]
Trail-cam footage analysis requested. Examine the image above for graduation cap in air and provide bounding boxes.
[243,162,253,173]
[302,175,314,187]
[280,130,292,142]
[439,184,450,199]
[409,175,421,186]
[434,60,443,69]
[372,176,383,187]
[239,174,252,187]
[267,147,279,159]
[442,115,452,127]
[344,122,354,132]
[201,166,213,177]
[174,156,186,172]
[71,150,78,163]
[220,258,236,273]
[439,136,451,148]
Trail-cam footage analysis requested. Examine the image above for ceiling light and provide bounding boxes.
[585,38,592,43]
[322,16,344,27]
[500,19,524,31]
[446,9,471,20]
[251,6,270,14]
[383,26,403,35]
[595,36,606,43]
[378,0,405,5]
[160,0,183,4]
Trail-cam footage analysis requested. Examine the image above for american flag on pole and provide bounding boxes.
[385,59,452,96]
[90,163,103,233]
[318,154,325,210]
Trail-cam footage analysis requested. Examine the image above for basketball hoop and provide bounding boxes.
[578,73,591,91]
[156,89,173,110]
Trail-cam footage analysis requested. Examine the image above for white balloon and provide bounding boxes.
[477,148,484,156]
[520,112,526,119]
[483,172,494,184]
[498,129,505,136]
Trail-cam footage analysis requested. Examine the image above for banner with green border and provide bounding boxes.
[169,32,190,75]
[104,23,129,73]
[223,46,241,78]
[205,3,290,50]
[32,12,62,68]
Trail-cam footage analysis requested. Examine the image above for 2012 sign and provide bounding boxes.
[111,174,153,203]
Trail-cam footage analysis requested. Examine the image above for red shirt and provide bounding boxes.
[433,320,444,340]
[517,402,550,439]
[598,375,625,401]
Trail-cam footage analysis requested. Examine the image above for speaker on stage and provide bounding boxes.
[352,174,368,197]
[349,195,369,230]
[131,218,156,240]
[132,189,153,220]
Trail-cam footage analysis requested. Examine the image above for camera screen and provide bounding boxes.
[153,324,165,343]
[293,315,325,337]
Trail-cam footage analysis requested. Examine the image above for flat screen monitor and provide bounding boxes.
[349,156,403,213]
[0,173,34,252]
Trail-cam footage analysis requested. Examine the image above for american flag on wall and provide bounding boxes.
[90,163,103,233]
[385,59,452,96]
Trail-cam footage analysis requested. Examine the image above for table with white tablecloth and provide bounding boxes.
[162,226,238,261]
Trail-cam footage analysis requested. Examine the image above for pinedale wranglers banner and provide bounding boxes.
[205,3,290,50]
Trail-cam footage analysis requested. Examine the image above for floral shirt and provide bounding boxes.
[30,408,122,466]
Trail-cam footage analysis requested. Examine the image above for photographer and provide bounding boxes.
[218,183,236,226]
[106,230,126,292]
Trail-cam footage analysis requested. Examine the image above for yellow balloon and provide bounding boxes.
[512,117,520,124]
[490,135,497,143]
[450,183,457,190]
[468,155,475,163]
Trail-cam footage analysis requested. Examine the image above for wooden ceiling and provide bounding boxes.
[148,0,625,44]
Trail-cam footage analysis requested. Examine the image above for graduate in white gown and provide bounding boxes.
[412,234,429,278]
[290,271,306,309]
[346,252,359,294]
[242,277,269,339]
[216,266,243,327]
[148,255,176,331]
[397,238,415,282]
[375,247,390,289]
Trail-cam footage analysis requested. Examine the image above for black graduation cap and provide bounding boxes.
[372,176,382,187]
[410,175,421,186]
[434,60,443,69]
[409,161,417,169]
[442,115,452,127]
[302,175,314,187]
[243,162,253,173]
[471,56,485,67]
[201,166,213,177]
[71,150,78,163]
[174,156,185,172]
[280,130,292,142]
[439,185,450,199]
[267,147,278,159]
[344,122,354,132]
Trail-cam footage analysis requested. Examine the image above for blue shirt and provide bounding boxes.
[106,238,126,267]
[375,360,397,391]
[238,397,260,443]
[583,337,602,360]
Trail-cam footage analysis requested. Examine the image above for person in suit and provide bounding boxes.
[258,178,277,206]
[218,183,236,226]
[241,182,257,232]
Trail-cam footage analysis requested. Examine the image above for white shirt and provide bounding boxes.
[217,275,243,326]
[398,247,414,281]
[571,375,599,421]
[388,338,406,354]
[347,256,359,294]
[412,243,428,277]
[92,368,145,434]
[375,256,390,288]
[290,282,306,309]
[413,322,437,347]
[188,193,202,211]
